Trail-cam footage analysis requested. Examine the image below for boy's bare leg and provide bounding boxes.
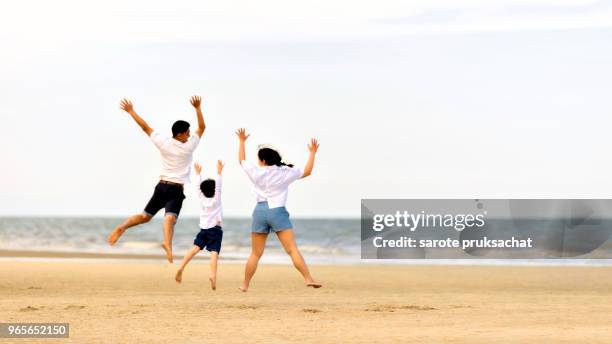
[108,213,152,245]
[175,245,201,283]
[276,229,322,288]
[162,214,176,263]
[239,233,268,292]
[209,251,219,290]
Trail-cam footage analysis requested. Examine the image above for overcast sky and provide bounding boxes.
[1,0,612,217]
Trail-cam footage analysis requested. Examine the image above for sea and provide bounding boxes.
[0,217,360,264]
[0,217,610,266]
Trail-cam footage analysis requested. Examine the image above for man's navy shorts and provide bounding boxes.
[194,226,223,253]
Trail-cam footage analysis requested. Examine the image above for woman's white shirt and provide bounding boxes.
[240,160,302,208]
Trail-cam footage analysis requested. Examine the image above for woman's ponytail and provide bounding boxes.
[258,147,293,168]
[278,161,294,168]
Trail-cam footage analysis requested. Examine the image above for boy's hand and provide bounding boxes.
[194,162,202,175]
[217,160,225,174]
[190,95,202,108]
[308,138,319,154]
[119,98,134,113]
[235,128,250,142]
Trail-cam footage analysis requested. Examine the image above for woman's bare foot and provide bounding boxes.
[108,227,126,246]
[175,269,183,283]
[306,281,322,288]
[209,276,217,290]
[161,242,173,263]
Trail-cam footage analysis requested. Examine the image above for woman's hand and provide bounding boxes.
[236,128,250,142]
[308,138,319,154]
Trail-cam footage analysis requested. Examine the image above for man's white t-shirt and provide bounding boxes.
[240,160,303,208]
[197,173,223,229]
[150,131,200,184]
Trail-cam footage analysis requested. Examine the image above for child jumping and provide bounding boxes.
[175,160,224,290]
[235,128,322,292]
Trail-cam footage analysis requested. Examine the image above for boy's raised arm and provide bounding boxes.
[215,160,224,199]
[190,96,205,137]
[301,138,319,178]
[194,162,204,196]
[217,160,225,176]
[120,99,153,136]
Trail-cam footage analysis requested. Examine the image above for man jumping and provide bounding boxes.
[108,96,205,262]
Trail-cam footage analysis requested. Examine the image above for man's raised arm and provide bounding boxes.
[190,95,205,137]
[120,98,153,136]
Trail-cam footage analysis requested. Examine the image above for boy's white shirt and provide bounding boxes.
[240,160,302,208]
[150,131,200,184]
[197,172,223,229]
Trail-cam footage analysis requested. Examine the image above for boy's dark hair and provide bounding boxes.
[200,179,216,198]
[172,120,190,137]
[257,147,293,167]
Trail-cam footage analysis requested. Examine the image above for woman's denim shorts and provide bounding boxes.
[251,201,293,233]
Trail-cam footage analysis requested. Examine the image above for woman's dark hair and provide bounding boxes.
[257,147,293,167]
[200,179,216,198]
[172,120,190,137]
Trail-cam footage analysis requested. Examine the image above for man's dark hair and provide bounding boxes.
[200,179,216,198]
[172,120,190,137]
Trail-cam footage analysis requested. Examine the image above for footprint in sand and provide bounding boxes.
[365,305,437,312]
[397,305,437,311]
[20,306,41,312]
[64,305,86,310]
[302,308,322,313]
[235,304,258,310]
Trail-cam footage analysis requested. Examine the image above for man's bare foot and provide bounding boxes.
[306,282,322,288]
[108,227,126,246]
[238,285,248,292]
[209,276,217,290]
[175,269,183,283]
[161,242,173,263]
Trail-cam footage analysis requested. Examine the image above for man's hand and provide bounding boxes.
[120,98,153,136]
[191,95,205,137]
[120,99,134,113]
[194,162,202,175]
[190,95,202,108]
[217,160,225,174]
[308,138,319,154]
[236,128,250,142]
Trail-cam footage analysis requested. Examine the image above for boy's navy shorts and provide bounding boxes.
[194,226,223,253]
[143,182,185,218]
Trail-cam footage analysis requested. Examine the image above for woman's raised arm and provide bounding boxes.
[301,138,319,178]
[235,128,250,163]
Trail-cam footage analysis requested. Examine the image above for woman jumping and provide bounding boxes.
[235,128,322,292]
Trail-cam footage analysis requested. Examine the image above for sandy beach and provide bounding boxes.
[1,259,611,343]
